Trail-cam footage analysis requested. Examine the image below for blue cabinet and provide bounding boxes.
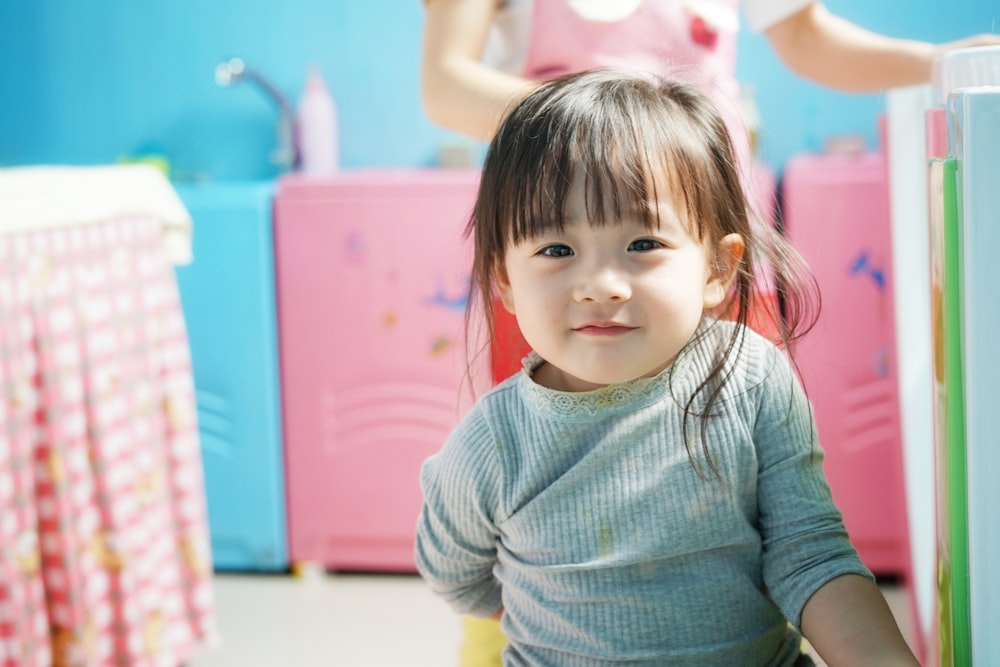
[174,182,287,571]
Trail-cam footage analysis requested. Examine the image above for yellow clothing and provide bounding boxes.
[459,617,505,667]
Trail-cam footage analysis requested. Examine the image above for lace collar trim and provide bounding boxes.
[517,350,681,419]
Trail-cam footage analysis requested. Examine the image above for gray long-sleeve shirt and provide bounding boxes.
[415,321,871,666]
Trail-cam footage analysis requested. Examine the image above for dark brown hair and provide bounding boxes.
[466,69,818,478]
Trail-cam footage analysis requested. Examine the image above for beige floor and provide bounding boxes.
[188,571,463,667]
[187,571,915,667]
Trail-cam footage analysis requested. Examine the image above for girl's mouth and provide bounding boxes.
[574,323,636,336]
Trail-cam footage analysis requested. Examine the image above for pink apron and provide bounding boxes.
[521,0,750,174]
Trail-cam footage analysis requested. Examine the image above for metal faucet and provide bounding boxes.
[215,57,300,171]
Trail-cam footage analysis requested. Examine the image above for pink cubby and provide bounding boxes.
[782,152,908,576]
[274,169,483,572]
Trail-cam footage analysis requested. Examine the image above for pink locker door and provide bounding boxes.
[783,153,907,576]
[274,169,481,572]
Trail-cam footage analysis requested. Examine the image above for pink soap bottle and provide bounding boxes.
[297,65,339,175]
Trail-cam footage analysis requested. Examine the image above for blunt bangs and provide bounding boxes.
[471,70,747,264]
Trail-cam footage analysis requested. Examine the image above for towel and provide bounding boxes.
[0,164,193,265]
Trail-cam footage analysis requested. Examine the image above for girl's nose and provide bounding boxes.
[572,265,632,303]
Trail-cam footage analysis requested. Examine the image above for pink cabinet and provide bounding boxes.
[782,152,908,576]
[274,169,481,571]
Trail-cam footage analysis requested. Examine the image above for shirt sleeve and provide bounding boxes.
[742,0,814,32]
[414,406,504,617]
[752,343,874,627]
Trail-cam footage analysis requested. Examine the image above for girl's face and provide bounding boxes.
[497,174,743,392]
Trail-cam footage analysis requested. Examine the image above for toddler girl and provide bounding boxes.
[415,69,917,666]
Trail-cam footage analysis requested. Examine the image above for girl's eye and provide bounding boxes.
[628,238,663,252]
[539,244,573,258]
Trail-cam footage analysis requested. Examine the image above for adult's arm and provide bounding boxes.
[765,2,1000,92]
[422,0,539,140]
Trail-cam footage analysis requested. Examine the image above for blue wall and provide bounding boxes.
[0,1,996,180]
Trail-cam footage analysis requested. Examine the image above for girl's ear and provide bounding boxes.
[495,262,517,314]
[703,233,745,309]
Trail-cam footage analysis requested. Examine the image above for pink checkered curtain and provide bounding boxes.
[0,217,215,667]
